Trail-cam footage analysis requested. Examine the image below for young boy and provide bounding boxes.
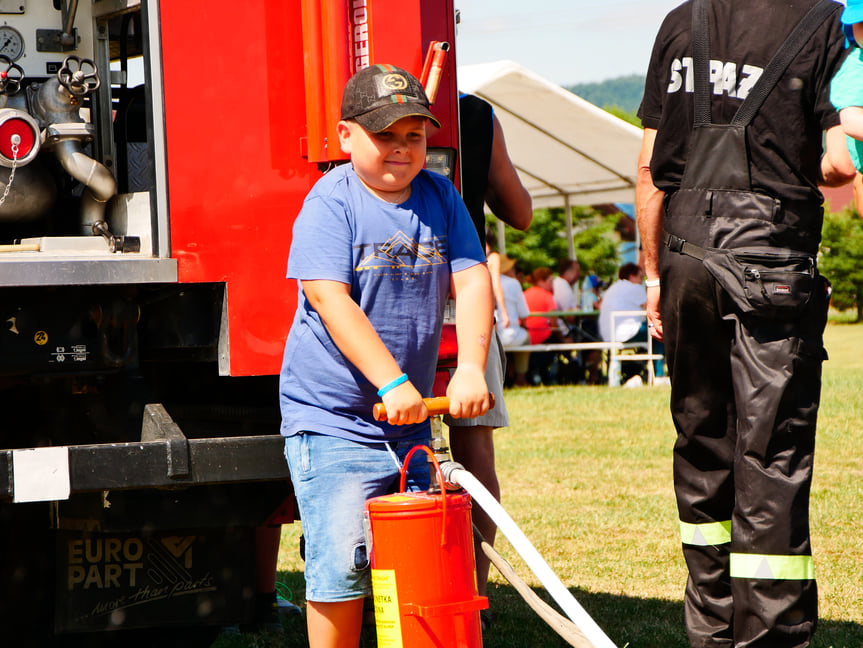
[279,64,493,647]
[831,0,863,171]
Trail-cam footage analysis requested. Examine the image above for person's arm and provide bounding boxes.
[635,127,665,341]
[447,263,493,419]
[485,115,533,230]
[301,279,427,425]
[821,123,857,187]
[840,106,863,141]
[486,251,509,328]
[516,290,530,322]
[853,172,863,217]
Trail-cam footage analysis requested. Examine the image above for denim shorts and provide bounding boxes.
[284,432,431,602]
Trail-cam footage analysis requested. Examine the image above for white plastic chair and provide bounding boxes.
[608,310,663,386]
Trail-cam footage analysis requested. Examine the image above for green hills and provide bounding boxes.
[566,74,645,116]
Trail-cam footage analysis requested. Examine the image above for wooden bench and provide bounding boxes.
[500,310,665,386]
[502,340,647,386]
[502,341,642,355]
[504,310,664,386]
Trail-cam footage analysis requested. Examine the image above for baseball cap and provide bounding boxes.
[842,0,863,25]
[340,64,441,133]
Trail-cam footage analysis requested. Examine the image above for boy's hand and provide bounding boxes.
[382,380,429,425]
[446,364,490,419]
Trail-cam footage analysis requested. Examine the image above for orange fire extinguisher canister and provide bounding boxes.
[364,445,488,648]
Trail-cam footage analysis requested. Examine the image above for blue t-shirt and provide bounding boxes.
[279,165,485,443]
[830,47,863,173]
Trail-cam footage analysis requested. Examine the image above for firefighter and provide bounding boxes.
[636,0,855,646]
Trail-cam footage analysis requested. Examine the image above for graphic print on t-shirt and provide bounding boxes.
[667,57,764,100]
[355,231,448,273]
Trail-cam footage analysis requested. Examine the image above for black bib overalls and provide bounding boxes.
[659,1,834,646]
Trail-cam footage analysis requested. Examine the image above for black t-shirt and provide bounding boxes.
[459,93,494,248]
[638,0,847,204]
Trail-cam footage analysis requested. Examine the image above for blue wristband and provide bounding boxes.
[377,373,409,397]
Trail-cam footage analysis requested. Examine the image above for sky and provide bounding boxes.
[454,0,688,86]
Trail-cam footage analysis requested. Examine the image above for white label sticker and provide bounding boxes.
[13,446,71,502]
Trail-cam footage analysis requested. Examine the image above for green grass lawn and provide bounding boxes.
[219,322,863,648]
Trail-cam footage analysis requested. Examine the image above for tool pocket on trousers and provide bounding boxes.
[702,247,816,318]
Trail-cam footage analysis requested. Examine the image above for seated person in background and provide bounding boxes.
[485,228,508,332]
[580,273,603,313]
[598,263,664,382]
[575,269,604,384]
[498,256,530,386]
[523,267,560,344]
[552,258,581,339]
[552,259,581,312]
[523,267,567,384]
[598,263,645,344]
[498,255,529,347]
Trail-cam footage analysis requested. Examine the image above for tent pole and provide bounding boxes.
[496,219,506,255]
[564,194,575,260]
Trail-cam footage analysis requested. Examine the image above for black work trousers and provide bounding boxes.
[660,245,828,648]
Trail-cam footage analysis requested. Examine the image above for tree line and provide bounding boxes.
[490,205,863,322]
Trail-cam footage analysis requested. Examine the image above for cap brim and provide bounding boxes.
[842,5,863,25]
[353,103,442,133]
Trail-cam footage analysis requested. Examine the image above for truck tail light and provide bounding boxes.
[425,147,455,181]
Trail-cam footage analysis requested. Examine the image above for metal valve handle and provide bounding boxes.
[0,55,24,95]
[57,56,101,96]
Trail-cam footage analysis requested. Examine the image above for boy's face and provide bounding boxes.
[854,22,863,47]
[337,116,428,197]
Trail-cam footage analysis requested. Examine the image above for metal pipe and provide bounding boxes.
[63,0,80,38]
[54,140,116,201]
[53,139,117,233]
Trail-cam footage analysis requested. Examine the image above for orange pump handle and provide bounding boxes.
[372,394,494,422]
[373,396,446,421]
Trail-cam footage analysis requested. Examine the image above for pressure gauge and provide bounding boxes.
[0,26,24,62]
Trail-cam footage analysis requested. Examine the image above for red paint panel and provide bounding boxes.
[361,0,459,157]
[159,1,313,375]
[158,0,459,376]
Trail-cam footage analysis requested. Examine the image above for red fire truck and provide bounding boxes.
[0,0,461,643]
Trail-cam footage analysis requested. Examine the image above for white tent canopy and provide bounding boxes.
[457,61,644,256]
[458,60,643,207]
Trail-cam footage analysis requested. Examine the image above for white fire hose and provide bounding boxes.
[440,461,618,648]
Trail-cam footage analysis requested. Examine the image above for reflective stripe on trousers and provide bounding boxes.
[730,553,815,580]
[680,522,815,580]
[680,520,731,546]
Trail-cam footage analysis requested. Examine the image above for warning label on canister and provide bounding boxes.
[371,569,402,647]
